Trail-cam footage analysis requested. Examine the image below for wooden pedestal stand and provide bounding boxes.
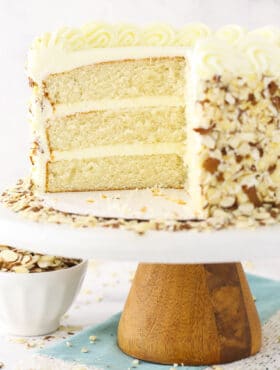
[118,263,262,366]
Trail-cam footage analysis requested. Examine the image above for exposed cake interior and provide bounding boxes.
[29,44,189,192]
[28,23,280,218]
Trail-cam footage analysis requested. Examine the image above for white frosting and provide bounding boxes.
[28,23,280,192]
[53,96,184,118]
[28,46,187,82]
[216,24,246,44]
[28,25,280,83]
[52,143,184,161]
[194,34,280,78]
[31,22,211,50]
[249,26,280,46]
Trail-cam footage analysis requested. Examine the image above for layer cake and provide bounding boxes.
[27,23,280,217]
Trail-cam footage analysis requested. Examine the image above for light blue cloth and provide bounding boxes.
[39,274,280,369]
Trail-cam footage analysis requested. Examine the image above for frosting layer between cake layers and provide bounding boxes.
[29,42,189,192]
[28,23,280,217]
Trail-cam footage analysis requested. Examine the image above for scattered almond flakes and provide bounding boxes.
[59,325,83,332]
[151,188,164,197]
[131,359,140,367]
[26,342,36,349]
[2,178,280,235]
[89,335,97,343]
[163,196,187,205]
[242,185,262,207]
[12,338,27,344]
[203,157,220,174]
[0,245,81,273]
[176,199,186,205]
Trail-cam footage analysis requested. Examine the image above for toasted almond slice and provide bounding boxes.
[12,266,30,273]
[39,255,55,262]
[51,259,63,267]
[22,255,32,264]
[0,250,18,262]
[37,260,51,269]
[31,255,40,263]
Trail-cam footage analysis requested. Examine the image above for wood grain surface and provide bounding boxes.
[118,263,262,365]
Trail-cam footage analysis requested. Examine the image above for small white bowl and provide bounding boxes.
[0,260,88,336]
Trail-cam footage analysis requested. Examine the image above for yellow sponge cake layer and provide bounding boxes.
[47,154,185,192]
[43,58,186,105]
[47,106,186,151]
[28,32,190,193]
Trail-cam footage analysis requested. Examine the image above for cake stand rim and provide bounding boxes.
[1,203,280,262]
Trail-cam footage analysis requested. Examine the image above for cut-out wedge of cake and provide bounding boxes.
[27,23,280,218]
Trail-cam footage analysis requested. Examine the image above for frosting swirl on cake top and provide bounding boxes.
[28,23,280,81]
[194,32,280,78]
[31,23,212,50]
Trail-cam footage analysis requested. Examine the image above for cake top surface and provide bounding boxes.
[31,23,280,51]
[27,23,280,81]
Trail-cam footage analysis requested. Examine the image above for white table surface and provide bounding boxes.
[0,259,279,370]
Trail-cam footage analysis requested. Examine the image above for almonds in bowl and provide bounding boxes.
[0,245,81,273]
[0,245,87,336]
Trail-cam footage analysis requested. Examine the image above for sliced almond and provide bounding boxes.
[12,266,30,273]
[0,249,18,262]
[22,255,32,264]
[37,260,51,269]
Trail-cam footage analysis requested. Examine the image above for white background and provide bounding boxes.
[1,0,280,187]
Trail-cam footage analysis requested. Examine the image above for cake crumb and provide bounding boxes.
[101,194,108,199]
[151,188,164,197]
[66,341,72,347]
[140,206,147,213]
[86,198,95,203]
[176,199,186,205]
[81,347,89,353]
[0,362,4,368]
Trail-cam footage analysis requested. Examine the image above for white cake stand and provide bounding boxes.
[1,188,279,366]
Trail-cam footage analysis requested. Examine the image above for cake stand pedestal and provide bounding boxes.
[118,263,261,365]
[1,202,279,365]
